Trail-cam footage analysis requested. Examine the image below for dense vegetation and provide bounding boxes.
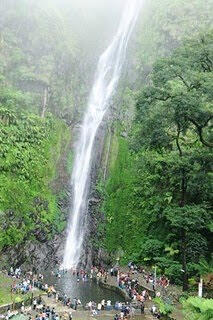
[103,31,212,290]
[0,0,124,261]
[0,0,123,122]
[183,297,213,320]
[134,0,213,83]
[0,88,70,250]
[0,0,78,257]
[99,0,213,293]
[0,0,212,302]
[0,0,81,122]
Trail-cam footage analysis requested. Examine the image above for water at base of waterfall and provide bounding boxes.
[44,271,124,305]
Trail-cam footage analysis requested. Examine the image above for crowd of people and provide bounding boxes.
[110,262,170,319]
[3,262,171,319]
[4,301,68,320]
[9,268,35,295]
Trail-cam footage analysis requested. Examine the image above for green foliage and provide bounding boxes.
[0,87,34,111]
[153,297,174,316]
[132,238,165,265]
[104,135,136,256]
[0,273,33,305]
[182,297,213,320]
[0,0,89,120]
[103,32,212,290]
[135,0,213,82]
[0,93,70,250]
[196,258,213,277]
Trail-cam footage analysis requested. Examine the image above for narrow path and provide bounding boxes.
[42,295,153,320]
[106,267,182,302]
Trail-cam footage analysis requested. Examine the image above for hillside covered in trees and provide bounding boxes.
[103,33,212,291]
[0,0,123,265]
[0,0,212,300]
[98,0,213,292]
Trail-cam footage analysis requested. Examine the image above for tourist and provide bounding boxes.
[101,299,105,310]
[88,301,93,311]
[106,300,112,310]
[104,272,108,283]
[68,312,72,320]
[21,302,25,313]
[55,314,60,320]
[37,296,42,305]
[9,267,14,276]
[140,302,145,314]
[151,305,157,315]
[55,292,59,302]
[120,311,124,320]
[146,275,149,284]
[33,298,37,310]
[97,303,102,313]
[92,309,98,316]
[118,302,122,310]
[114,268,118,277]
[73,298,78,310]
[110,267,114,276]
[39,274,44,281]
[5,309,11,320]
[46,306,51,318]
[41,310,46,320]
[114,301,119,310]
[51,308,56,318]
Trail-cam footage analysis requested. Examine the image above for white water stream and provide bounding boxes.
[62,0,142,269]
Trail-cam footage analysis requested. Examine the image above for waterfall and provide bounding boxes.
[62,0,142,269]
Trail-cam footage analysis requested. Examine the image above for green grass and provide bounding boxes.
[0,273,32,306]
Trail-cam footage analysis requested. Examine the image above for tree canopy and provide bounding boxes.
[103,32,213,291]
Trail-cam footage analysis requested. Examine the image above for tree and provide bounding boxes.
[134,33,212,290]
[182,297,213,320]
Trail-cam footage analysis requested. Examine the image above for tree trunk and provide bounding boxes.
[180,173,188,291]
[176,124,189,291]
[41,87,48,118]
[181,228,188,291]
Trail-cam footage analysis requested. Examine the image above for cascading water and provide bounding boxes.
[62,0,142,269]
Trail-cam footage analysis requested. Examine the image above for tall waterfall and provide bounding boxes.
[62,0,142,269]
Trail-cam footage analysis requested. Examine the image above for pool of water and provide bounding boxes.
[44,272,124,305]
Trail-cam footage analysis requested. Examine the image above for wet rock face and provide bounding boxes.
[79,118,113,269]
[1,231,66,271]
[0,129,72,271]
[84,191,112,268]
[1,118,111,271]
